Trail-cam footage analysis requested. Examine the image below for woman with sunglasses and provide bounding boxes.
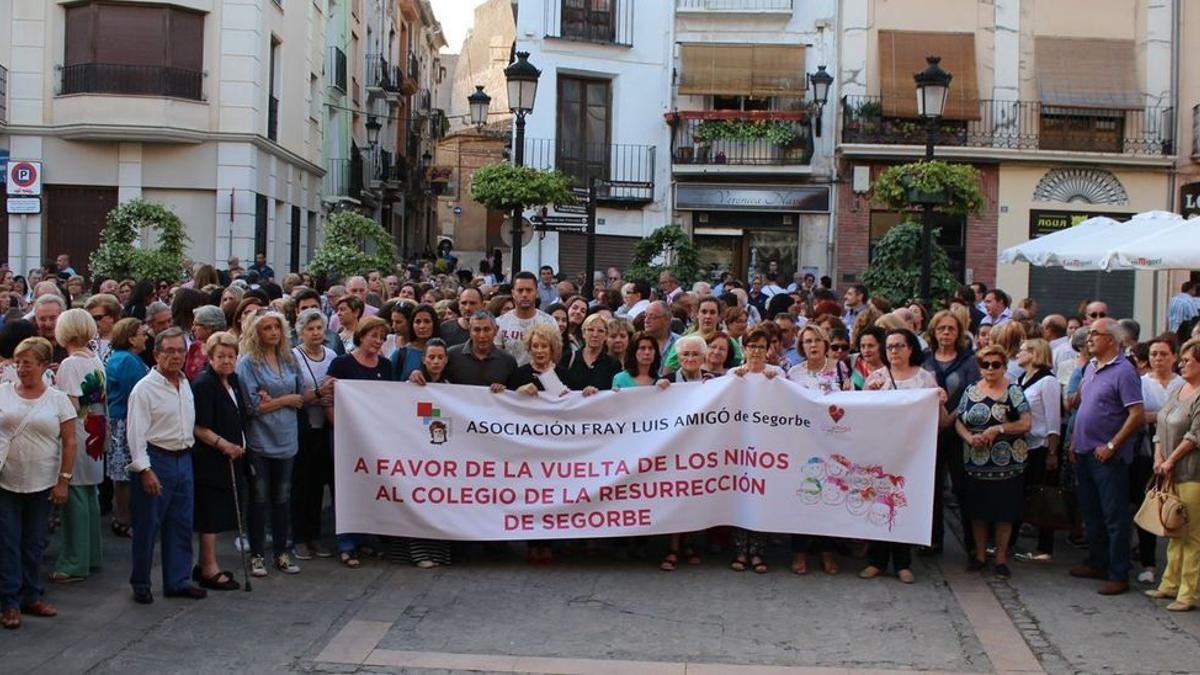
[923,310,980,555]
[862,329,944,583]
[953,344,1032,579]
[1010,338,1062,565]
[786,324,849,576]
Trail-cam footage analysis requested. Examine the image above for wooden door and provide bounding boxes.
[44,185,119,279]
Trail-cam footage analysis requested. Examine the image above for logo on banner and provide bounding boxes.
[417,401,451,445]
[823,404,851,434]
[796,454,908,529]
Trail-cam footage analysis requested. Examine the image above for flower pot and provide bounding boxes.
[674,146,694,163]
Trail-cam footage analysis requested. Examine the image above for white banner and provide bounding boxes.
[334,375,938,545]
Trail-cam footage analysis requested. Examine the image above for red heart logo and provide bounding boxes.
[828,405,845,423]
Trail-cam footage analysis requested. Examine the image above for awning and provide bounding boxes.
[878,30,980,121]
[1036,37,1140,110]
[678,44,806,97]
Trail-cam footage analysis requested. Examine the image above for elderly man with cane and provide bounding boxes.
[126,327,206,604]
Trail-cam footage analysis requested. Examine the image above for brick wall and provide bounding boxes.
[835,161,999,293]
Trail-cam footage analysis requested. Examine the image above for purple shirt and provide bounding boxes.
[1072,356,1143,463]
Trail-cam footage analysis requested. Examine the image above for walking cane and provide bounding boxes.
[229,458,252,592]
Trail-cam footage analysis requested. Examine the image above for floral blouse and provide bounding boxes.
[956,382,1031,480]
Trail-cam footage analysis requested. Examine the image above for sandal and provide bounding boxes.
[730,556,748,572]
[660,550,679,572]
[2,608,19,629]
[48,572,84,584]
[751,556,768,574]
[339,552,361,568]
[791,554,808,575]
[859,565,883,579]
[20,601,56,617]
[821,552,840,575]
[110,521,132,538]
[198,570,240,591]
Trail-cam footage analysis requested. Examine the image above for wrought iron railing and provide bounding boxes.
[523,138,655,203]
[670,112,813,165]
[676,0,793,11]
[365,54,391,91]
[325,157,364,200]
[840,95,1174,156]
[59,63,205,101]
[545,0,634,47]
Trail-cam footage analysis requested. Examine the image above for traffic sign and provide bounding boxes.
[6,161,42,196]
[6,197,41,214]
[452,206,463,215]
[532,215,588,225]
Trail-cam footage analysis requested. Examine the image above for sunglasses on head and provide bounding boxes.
[980,360,1005,370]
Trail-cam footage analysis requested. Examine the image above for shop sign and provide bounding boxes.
[1181,182,1200,218]
[1028,209,1131,239]
[675,184,830,213]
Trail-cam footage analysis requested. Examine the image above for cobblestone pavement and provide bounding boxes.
[3,519,1200,674]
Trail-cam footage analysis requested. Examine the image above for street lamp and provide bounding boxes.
[912,55,952,303]
[808,65,833,137]
[365,115,382,147]
[467,85,491,130]
[503,51,541,276]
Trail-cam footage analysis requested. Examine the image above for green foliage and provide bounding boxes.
[862,221,960,306]
[628,225,702,288]
[90,199,190,282]
[469,163,577,212]
[693,119,798,146]
[856,100,883,120]
[307,211,398,282]
[873,160,984,215]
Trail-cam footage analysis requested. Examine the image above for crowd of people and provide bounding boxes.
[1,249,1198,629]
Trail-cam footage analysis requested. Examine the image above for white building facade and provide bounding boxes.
[1,0,329,277]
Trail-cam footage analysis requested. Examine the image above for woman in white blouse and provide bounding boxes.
[1012,339,1062,563]
[1131,338,1183,582]
[0,337,77,629]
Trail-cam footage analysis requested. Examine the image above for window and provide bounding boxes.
[255,194,269,260]
[557,75,611,188]
[309,74,321,121]
[290,206,302,271]
[61,2,205,100]
[267,38,280,141]
[1039,109,1124,153]
[712,96,770,112]
[0,65,7,123]
[869,211,967,283]
[561,0,615,43]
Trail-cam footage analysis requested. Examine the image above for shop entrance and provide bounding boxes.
[692,211,798,283]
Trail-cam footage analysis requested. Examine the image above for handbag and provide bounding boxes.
[1024,484,1075,530]
[0,391,51,472]
[1134,475,1189,538]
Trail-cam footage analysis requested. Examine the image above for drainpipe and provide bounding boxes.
[1158,0,1182,332]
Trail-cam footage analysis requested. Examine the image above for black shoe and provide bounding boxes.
[132,589,154,605]
[994,563,1012,579]
[966,558,987,573]
[164,585,207,600]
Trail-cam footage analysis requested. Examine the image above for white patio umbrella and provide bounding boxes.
[1050,210,1185,271]
[996,215,1124,267]
[1101,216,1200,271]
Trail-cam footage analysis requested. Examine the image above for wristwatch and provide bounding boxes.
[58,472,72,481]
[1106,441,1116,452]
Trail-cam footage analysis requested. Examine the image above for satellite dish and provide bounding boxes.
[500,215,535,248]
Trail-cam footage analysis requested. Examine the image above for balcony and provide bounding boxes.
[324,157,364,201]
[544,0,634,48]
[524,138,656,204]
[841,95,1174,158]
[676,0,793,12]
[327,47,347,93]
[365,55,391,93]
[414,88,432,115]
[668,111,813,170]
[58,63,205,101]
[402,52,419,95]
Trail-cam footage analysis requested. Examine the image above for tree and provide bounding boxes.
[628,225,701,288]
[90,199,190,282]
[861,221,959,307]
[469,163,576,212]
[307,211,398,282]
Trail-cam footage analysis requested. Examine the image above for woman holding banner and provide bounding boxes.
[786,325,849,576]
[730,326,782,573]
[561,315,621,394]
[509,324,569,397]
[953,344,1032,579]
[612,333,670,390]
[705,332,737,378]
[862,329,945,584]
[606,318,634,367]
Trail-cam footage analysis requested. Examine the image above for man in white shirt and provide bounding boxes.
[980,289,1013,328]
[496,271,559,366]
[617,280,651,320]
[126,328,205,604]
[1043,314,1076,370]
[1166,281,1198,332]
[328,276,379,332]
[761,272,787,298]
[658,271,683,305]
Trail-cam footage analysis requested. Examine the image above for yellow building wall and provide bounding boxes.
[996,164,1170,329]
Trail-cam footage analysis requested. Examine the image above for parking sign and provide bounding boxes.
[6,161,42,196]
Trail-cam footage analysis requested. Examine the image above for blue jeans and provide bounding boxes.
[130,448,195,594]
[1076,452,1131,582]
[249,452,293,557]
[0,487,53,611]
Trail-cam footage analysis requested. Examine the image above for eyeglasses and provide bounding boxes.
[980,361,1005,370]
[885,343,907,351]
[90,313,106,321]
[1088,311,1107,319]
[745,344,768,351]
[829,344,849,352]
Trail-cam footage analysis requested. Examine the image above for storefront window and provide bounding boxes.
[869,211,967,283]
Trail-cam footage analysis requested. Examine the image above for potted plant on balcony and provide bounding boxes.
[692,119,799,163]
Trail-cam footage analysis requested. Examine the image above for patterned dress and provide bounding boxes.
[956,382,1031,522]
